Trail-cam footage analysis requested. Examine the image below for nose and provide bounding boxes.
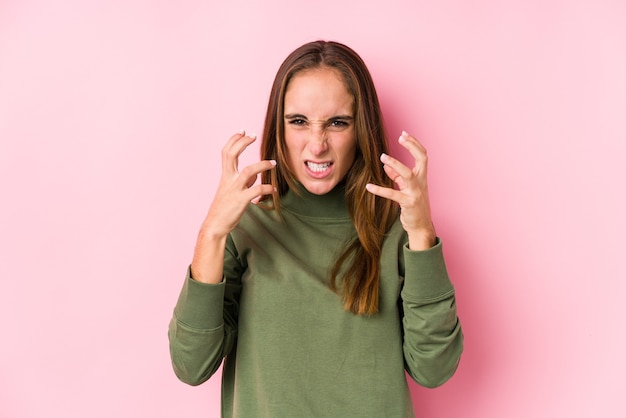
[307,124,328,156]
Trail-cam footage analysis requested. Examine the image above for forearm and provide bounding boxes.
[402,291,463,388]
[190,224,228,284]
[169,270,236,386]
[169,314,226,386]
[400,240,463,387]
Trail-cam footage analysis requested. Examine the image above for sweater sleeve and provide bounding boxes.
[168,255,242,386]
[400,238,463,388]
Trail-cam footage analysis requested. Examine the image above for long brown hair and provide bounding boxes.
[260,41,398,316]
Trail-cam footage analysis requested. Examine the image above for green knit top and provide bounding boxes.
[169,184,463,417]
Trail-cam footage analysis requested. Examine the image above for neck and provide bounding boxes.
[281,181,349,218]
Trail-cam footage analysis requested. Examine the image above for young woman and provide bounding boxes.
[169,40,463,417]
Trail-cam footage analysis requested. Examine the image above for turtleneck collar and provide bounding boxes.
[280,182,350,219]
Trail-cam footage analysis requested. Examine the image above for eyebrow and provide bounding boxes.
[284,113,354,120]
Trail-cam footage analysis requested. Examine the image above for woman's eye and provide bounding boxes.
[328,120,349,129]
[288,119,306,126]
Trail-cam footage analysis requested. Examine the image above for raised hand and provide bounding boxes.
[365,131,436,250]
[191,131,276,283]
[203,130,276,237]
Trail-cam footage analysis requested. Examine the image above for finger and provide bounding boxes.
[244,183,276,202]
[221,130,248,160]
[398,131,428,173]
[222,132,258,174]
[365,183,402,204]
[381,152,413,181]
[240,160,277,188]
[383,164,407,190]
[398,131,427,154]
[239,159,276,181]
[382,163,399,181]
[223,129,246,148]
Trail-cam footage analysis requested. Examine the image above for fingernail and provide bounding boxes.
[269,159,277,166]
[365,183,374,191]
[380,153,389,162]
[238,129,245,134]
[249,133,256,138]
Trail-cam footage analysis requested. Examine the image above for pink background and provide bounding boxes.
[1,1,625,417]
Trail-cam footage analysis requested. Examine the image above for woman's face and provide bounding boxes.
[283,67,357,195]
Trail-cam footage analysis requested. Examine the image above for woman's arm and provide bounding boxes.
[168,131,276,384]
[168,263,242,385]
[190,131,276,284]
[367,130,463,385]
[399,241,463,387]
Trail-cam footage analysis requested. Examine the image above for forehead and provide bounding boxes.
[284,67,354,116]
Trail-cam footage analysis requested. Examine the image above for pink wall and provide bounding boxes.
[1,1,625,417]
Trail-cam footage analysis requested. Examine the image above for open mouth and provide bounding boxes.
[306,161,332,172]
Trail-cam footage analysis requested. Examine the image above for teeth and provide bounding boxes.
[307,162,331,172]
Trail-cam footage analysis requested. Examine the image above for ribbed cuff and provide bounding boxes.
[401,238,455,301]
[173,266,226,330]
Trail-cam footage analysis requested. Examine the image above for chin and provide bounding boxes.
[300,179,338,195]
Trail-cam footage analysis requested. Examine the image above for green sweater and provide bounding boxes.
[169,185,463,417]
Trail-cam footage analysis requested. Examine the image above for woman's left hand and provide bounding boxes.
[365,131,437,250]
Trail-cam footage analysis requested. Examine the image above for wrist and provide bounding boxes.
[190,227,228,284]
[406,228,437,251]
[198,217,231,242]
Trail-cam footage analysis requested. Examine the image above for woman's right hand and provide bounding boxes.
[203,130,276,237]
[190,131,276,283]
